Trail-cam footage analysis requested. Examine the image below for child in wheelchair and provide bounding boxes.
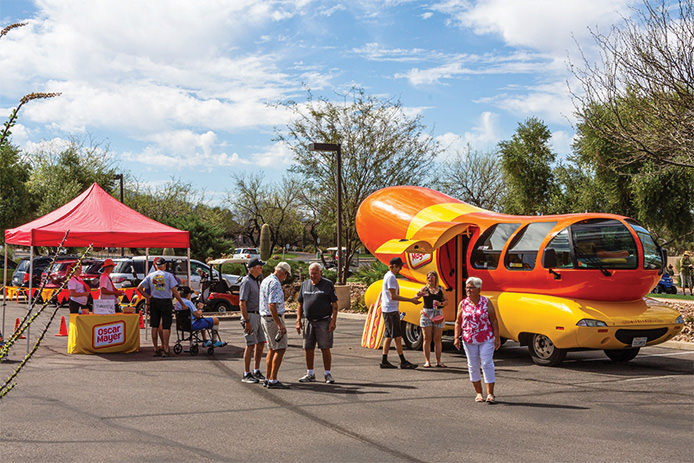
[174,286,226,354]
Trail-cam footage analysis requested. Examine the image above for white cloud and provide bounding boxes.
[430,0,636,55]
[436,111,500,160]
[248,141,295,167]
[476,81,575,125]
[550,130,575,158]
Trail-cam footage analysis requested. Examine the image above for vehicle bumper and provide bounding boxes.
[575,324,683,349]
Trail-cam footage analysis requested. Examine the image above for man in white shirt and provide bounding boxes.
[380,257,420,369]
[259,261,292,389]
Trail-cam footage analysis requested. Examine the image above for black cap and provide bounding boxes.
[389,257,404,266]
[248,258,265,268]
[154,257,167,265]
[177,285,192,295]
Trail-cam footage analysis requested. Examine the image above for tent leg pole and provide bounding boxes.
[2,246,7,338]
[144,248,149,341]
[187,248,191,291]
[27,246,33,353]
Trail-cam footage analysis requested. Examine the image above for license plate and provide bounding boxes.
[631,336,647,347]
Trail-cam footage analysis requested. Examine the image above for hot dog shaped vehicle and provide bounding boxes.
[356,186,683,366]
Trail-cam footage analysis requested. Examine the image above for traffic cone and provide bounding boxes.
[54,316,68,337]
[139,311,145,329]
[14,318,25,339]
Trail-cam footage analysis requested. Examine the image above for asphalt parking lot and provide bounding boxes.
[1,301,693,463]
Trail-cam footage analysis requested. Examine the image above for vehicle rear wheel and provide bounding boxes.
[667,286,677,294]
[402,322,423,350]
[528,333,566,366]
[212,300,230,313]
[604,347,640,362]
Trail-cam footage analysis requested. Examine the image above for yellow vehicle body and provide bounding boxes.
[364,280,683,350]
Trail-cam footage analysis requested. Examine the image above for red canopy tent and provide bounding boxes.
[2,182,190,342]
[4,182,189,248]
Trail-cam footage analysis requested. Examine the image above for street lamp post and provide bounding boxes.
[308,143,343,285]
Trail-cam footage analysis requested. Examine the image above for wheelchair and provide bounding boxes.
[172,307,216,356]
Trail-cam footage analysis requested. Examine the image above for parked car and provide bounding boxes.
[232,248,260,260]
[11,255,78,287]
[110,256,241,292]
[41,258,104,289]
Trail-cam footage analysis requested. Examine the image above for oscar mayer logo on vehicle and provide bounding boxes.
[92,321,126,349]
[407,252,432,269]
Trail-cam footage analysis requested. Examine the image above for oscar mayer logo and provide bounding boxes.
[407,252,432,269]
[92,321,126,349]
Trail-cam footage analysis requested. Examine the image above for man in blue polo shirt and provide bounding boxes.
[137,257,185,357]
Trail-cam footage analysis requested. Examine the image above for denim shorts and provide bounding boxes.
[420,308,444,328]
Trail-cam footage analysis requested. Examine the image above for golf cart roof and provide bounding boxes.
[207,257,249,266]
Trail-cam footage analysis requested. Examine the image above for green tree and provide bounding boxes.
[26,138,119,216]
[434,145,506,211]
[228,174,304,251]
[572,109,694,249]
[0,143,34,231]
[570,0,694,170]
[498,117,556,214]
[275,87,440,284]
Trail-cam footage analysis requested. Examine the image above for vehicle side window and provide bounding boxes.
[626,219,662,270]
[505,222,557,270]
[544,228,573,268]
[471,223,521,269]
[190,261,208,277]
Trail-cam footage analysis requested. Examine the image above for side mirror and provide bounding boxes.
[542,248,558,269]
[542,248,561,280]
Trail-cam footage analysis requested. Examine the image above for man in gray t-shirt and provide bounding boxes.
[239,258,266,384]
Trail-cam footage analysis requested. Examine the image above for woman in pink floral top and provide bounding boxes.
[454,277,500,403]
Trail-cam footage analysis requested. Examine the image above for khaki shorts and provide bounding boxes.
[302,318,333,350]
[243,312,266,346]
[261,314,288,350]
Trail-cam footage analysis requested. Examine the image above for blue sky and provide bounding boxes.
[0,0,641,205]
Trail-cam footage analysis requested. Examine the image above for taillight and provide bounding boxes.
[112,276,125,283]
[23,274,29,283]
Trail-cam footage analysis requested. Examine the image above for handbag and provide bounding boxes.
[422,309,444,324]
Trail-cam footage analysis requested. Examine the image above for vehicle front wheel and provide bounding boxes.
[528,333,566,366]
[402,322,423,350]
[604,347,640,362]
[212,300,230,313]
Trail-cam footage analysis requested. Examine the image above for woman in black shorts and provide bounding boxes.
[416,271,447,367]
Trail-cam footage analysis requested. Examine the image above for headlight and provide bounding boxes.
[576,319,608,327]
[675,315,684,324]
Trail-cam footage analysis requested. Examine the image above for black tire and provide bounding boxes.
[604,347,640,362]
[190,344,199,356]
[528,333,567,366]
[402,322,423,350]
[212,300,231,313]
[136,300,146,314]
[499,337,508,347]
[667,286,677,294]
[207,347,215,355]
[173,343,182,355]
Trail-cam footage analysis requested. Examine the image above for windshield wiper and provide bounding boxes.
[573,248,612,277]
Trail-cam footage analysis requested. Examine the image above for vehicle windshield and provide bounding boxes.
[626,219,662,270]
[571,219,637,269]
